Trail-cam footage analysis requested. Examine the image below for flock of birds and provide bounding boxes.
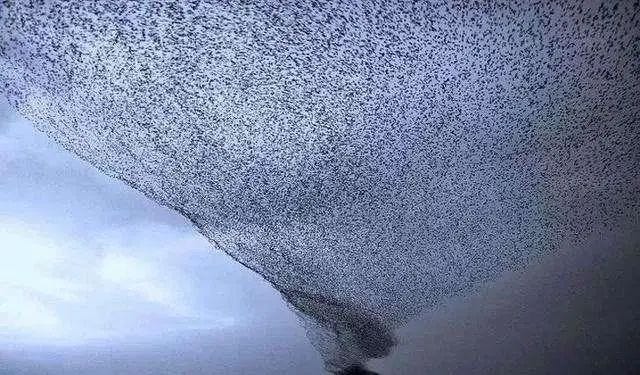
[2,1,639,373]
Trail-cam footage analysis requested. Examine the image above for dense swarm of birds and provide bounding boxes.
[2,0,639,372]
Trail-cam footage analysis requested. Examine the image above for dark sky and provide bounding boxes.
[371,229,640,374]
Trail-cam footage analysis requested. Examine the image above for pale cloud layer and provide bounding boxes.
[0,100,304,348]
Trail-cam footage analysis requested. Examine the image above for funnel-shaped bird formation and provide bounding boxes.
[1,1,638,372]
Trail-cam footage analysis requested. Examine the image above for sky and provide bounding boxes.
[0,99,324,374]
[1,97,639,374]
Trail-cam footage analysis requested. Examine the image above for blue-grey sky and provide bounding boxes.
[0,99,324,373]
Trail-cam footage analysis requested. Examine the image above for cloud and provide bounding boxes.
[0,218,76,342]
[0,218,87,302]
[0,291,62,337]
[0,103,246,345]
[0,212,220,344]
[99,252,191,316]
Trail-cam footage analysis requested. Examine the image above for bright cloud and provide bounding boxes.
[0,103,246,345]
[99,252,189,315]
